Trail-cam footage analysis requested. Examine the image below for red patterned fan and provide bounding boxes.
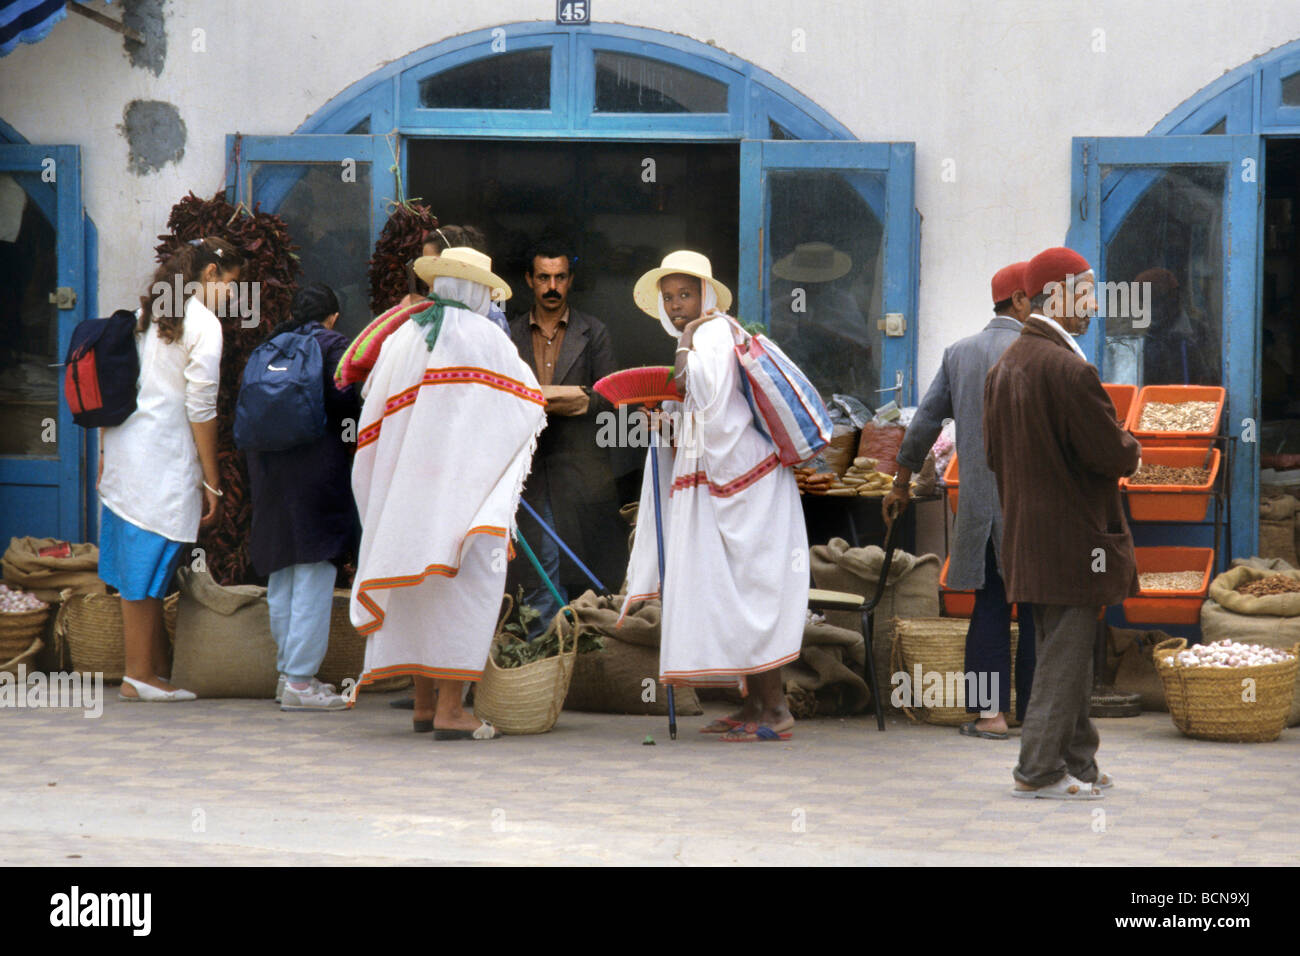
[593,366,684,408]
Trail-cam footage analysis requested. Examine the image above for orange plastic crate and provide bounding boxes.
[1122,546,1215,625]
[1121,446,1219,522]
[940,555,1018,620]
[1102,383,1136,426]
[943,454,959,515]
[1127,385,1225,449]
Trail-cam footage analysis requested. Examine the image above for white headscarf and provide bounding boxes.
[656,280,719,339]
[434,275,493,319]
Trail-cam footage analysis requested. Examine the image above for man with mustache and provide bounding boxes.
[509,238,624,634]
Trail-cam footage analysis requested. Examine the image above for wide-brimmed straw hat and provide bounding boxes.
[633,250,733,317]
[772,242,852,283]
[414,247,512,301]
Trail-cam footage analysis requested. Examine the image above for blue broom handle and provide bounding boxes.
[517,497,607,593]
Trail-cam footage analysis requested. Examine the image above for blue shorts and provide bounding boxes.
[98,506,185,601]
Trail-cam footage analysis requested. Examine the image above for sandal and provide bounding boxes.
[434,720,501,741]
[699,717,745,734]
[1011,773,1102,800]
[719,721,793,742]
[959,721,1008,740]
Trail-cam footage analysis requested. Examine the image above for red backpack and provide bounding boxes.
[63,310,141,428]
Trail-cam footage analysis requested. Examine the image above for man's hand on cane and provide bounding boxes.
[883,466,912,528]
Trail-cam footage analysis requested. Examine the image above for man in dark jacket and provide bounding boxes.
[984,247,1141,800]
[510,239,623,632]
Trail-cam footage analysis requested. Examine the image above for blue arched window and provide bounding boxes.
[228,22,921,406]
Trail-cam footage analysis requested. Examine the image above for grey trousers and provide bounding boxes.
[1013,604,1100,787]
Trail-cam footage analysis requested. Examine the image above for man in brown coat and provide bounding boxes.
[983,246,1141,800]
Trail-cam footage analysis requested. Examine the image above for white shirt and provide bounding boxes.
[1031,312,1089,361]
[99,295,223,542]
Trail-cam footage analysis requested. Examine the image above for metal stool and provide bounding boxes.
[807,513,901,732]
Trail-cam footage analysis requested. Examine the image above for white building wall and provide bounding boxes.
[3,0,1299,549]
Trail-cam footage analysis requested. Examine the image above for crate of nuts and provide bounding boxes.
[1127,385,1225,450]
[1154,637,1299,742]
[1120,446,1220,521]
[1123,546,1215,625]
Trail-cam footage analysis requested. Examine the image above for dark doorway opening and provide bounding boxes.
[406,139,739,371]
[1261,140,1300,509]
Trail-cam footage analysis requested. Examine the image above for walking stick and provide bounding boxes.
[517,497,608,594]
[512,529,574,635]
[649,439,677,740]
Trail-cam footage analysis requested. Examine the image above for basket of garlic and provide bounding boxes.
[1154,637,1299,742]
[0,584,51,661]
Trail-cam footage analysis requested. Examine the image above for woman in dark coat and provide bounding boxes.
[246,283,361,712]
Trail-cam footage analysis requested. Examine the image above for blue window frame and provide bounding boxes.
[1067,135,1262,560]
[740,140,918,403]
[0,143,86,543]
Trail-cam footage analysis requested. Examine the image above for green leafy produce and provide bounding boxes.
[492,587,604,668]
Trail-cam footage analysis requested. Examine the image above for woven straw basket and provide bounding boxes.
[0,606,51,661]
[1,637,43,675]
[891,617,1019,725]
[1154,638,1299,743]
[474,601,578,735]
[54,591,178,682]
[320,589,411,693]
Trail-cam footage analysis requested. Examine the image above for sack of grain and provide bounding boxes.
[857,423,906,475]
[3,537,106,603]
[1105,627,1170,712]
[1258,495,1300,567]
[810,538,941,708]
[782,619,870,716]
[170,568,278,698]
[562,591,701,716]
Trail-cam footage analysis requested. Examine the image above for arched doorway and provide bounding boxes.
[226,22,920,410]
[0,118,97,543]
[1064,38,1300,562]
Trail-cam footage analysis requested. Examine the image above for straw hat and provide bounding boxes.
[633,250,733,317]
[772,242,851,283]
[414,247,512,301]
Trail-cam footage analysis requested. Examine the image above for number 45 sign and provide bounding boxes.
[556,0,589,24]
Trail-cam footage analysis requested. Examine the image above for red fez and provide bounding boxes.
[991,262,1028,304]
[1024,247,1092,298]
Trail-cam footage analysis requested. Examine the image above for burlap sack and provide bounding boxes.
[810,537,940,707]
[1200,560,1300,726]
[563,591,701,715]
[170,568,278,698]
[1105,627,1169,712]
[783,619,870,716]
[1258,496,1300,567]
[3,537,105,603]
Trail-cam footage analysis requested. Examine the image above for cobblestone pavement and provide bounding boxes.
[3,691,1297,865]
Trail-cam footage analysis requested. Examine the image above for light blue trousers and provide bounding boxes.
[267,561,336,682]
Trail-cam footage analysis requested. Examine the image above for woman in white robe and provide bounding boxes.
[350,249,546,739]
[623,252,807,741]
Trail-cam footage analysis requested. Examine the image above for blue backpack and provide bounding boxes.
[234,328,326,452]
[63,310,141,428]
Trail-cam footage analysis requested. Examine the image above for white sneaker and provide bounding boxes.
[275,674,335,703]
[280,682,348,712]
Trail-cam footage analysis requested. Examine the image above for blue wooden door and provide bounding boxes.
[739,140,919,406]
[0,144,86,544]
[1066,134,1262,559]
[227,134,397,340]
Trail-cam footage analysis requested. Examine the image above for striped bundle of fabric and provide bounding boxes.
[334,299,434,388]
[727,316,832,466]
